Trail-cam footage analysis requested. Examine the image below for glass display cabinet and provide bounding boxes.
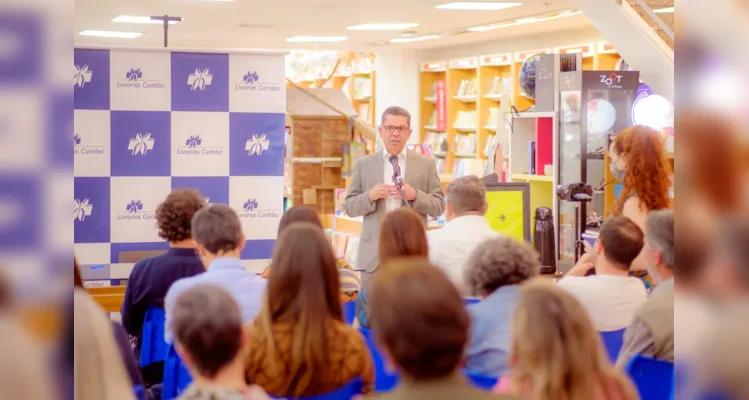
[556,70,640,265]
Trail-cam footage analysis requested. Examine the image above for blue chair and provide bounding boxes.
[139,306,168,367]
[464,371,498,390]
[464,298,481,306]
[162,345,192,400]
[625,354,674,400]
[600,329,625,362]
[133,385,146,400]
[359,328,400,391]
[270,378,363,400]
[343,300,356,325]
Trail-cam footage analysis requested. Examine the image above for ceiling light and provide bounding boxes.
[390,35,440,43]
[468,9,580,32]
[435,2,522,11]
[653,7,674,13]
[113,15,182,24]
[285,36,348,42]
[347,23,419,31]
[78,30,142,38]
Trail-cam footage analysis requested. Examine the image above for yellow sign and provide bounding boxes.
[485,190,525,241]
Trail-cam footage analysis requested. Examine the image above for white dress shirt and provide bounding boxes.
[383,148,407,212]
[427,215,500,294]
[556,274,648,331]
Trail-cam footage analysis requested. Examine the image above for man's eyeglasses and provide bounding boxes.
[382,125,410,134]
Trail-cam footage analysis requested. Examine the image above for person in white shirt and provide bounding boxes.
[427,175,500,294]
[557,215,648,332]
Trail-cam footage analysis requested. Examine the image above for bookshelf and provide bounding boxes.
[419,60,448,174]
[447,57,481,177]
[478,53,513,166]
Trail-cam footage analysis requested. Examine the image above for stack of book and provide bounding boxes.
[485,107,500,127]
[455,78,477,97]
[453,134,477,155]
[454,110,477,128]
[423,132,448,156]
[487,75,512,95]
[452,158,486,177]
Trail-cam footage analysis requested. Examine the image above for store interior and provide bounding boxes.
[75,0,675,271]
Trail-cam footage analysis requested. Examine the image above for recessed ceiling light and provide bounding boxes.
[285,36,348,42]
[113,15,182,24]
[390,35,440,43]
[347,23,419,31]
[435,2,522,11]
[78,30,142,38]
[468,9,579,32]
[653,7,674,13]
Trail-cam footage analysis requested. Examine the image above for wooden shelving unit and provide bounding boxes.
[447,57,480,177]
[478,53,513,163]
[419,60,448,175]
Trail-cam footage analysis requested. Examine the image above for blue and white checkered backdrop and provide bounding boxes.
[73,47,287,286]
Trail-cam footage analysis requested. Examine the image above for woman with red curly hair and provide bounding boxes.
[609,125,673,270]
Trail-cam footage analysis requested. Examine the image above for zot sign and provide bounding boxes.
[600,73,623,87]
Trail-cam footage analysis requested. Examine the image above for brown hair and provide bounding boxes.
[446,175,487,214]
[278,206,322,235]
[381,106,411,127]
[191,204,243,254]
[171,284,243,379]
[599,216,644,270]
[378,209,428,265]
[511,280,638,400]
[156,189,206,243]
[369,259,469,380]
[251,223,342,396]
[611,125,672,215]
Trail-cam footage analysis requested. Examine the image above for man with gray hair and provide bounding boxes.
[427,175,500,293]
[615,209,675,368]
[164,204,266,343]
[344,106,445,288]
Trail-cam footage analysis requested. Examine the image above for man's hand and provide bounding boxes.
[566,253,595,277]
[402,183,417,202]
[368,184,393,201]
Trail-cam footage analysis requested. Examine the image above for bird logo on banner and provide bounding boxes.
[73,198,93,221]
[187,68,213,91]
[128,133,155,156]
[245,134,270,156]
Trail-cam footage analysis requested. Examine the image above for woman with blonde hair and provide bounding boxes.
[495,280,638,400]
[245,223,374,397]
[74,287,136,400]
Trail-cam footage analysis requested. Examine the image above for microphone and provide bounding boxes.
[389,155,411,208]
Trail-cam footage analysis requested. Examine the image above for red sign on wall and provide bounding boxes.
[435,80,447,131]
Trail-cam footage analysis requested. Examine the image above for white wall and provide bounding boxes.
[418,26,604,62]
[374,48,422,144]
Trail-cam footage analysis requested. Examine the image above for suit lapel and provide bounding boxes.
[404,149,416,184]
[374,150,385,185]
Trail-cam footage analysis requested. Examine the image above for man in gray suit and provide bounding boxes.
[343,106,445,288]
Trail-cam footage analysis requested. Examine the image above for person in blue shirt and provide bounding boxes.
[164,204,267,344]
[462,236,540,377]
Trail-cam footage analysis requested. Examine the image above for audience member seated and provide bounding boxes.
[427,176,500,294]
[260,205,361,300]
[121,189,206,383]
[616,210,675,368]
[75,286,138,400]
[557,216,648,331]
[463,237,540,377]
[170,284,269,400]
[357,208,428,328]
[495,280,638,399]
[367,259,513,400]
[245,223,374,397]
[165,204,266,343]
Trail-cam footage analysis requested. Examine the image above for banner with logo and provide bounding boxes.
[73,47,287,283]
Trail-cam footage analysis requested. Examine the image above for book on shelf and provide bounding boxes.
[424,132,448,155]
[453,134,477,154]
[452,158,486,177]
[341,142,368,178]
[454,110,477,127]
[353,77,372,98]
[456,78,477,97]
[528,141,536,175]
[427,110,437,127]
[486,107,500,127]
[344,237,360,267]
[334,188,347,215]
[435,157,447,174]
[430,81,439,97]
[487,76,512,95]
[483,135,496,157]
